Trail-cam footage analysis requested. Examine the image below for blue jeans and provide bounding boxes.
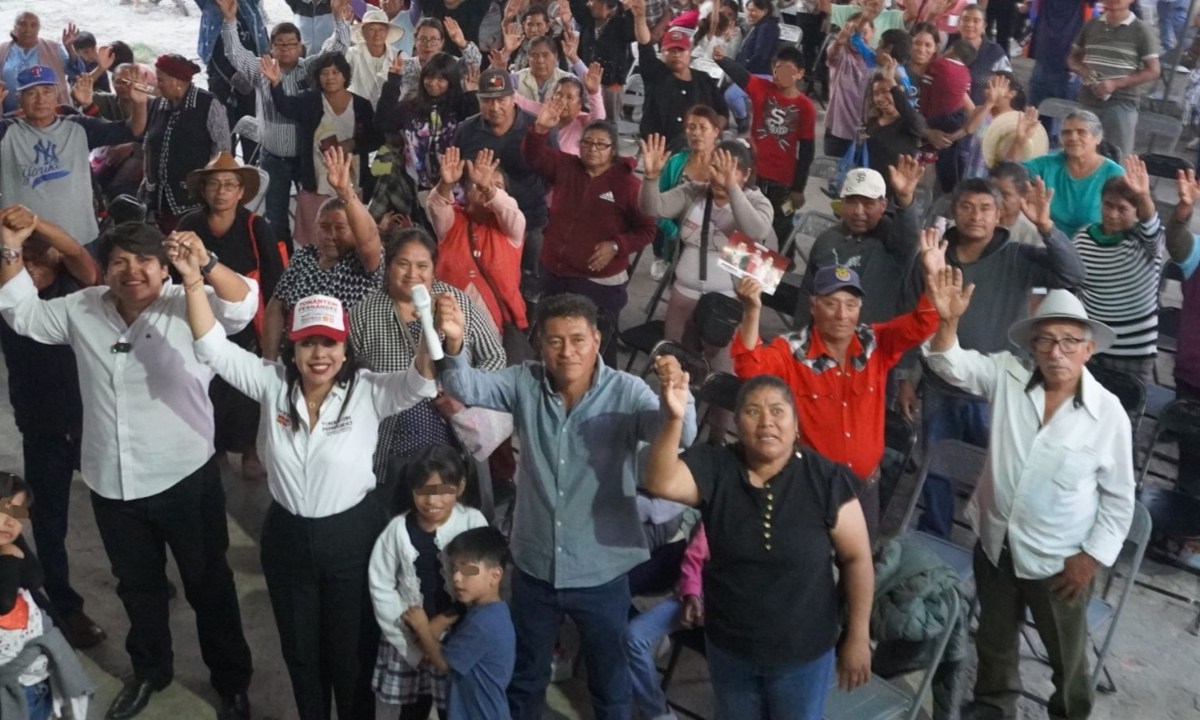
[1159,0,1190,51]
[23,680,52,720]
[1028,65,1078,144]
[508,571,633,720]
[623,598,683,720]
[258,151,298,244]
[706,641,835,720]
[725,74,773,120]
[917,383,991,538]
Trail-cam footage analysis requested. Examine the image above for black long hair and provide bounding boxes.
[280,334,359,432]
[413,52,463,113]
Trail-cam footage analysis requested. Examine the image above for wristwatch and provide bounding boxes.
[200,251,220,276]
[0,247,21,264]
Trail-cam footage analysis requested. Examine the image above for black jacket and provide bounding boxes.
[270,85,380,193]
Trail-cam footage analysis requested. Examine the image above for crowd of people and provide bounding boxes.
[0,0,1194,718]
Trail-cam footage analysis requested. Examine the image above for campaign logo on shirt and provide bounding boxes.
[276,411,291,428]
[756,97,799,151]
[22,138,69,189]
[323,416,353,436]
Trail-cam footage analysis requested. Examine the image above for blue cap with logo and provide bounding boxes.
[813,264,864,297]
[16,65,58,92]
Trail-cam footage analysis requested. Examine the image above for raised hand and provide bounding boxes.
[887,154,924,207]
[926,266,975,321]
[463,63,480,92]
[712,43,726,62]
[918,226,947,275]
[561,26,580,62]
[638,133,672,180]
[734,275,763,311]
[323,145,353,196]
[708,148,738,191]
[1122,154,1151,199]
[0,207,37,250]
[439,146,465,187]
[1177,168,1200,213]
[62,22,79,54]
[535,93,565,132]
[488,48,508,70]
[389,51,406,75]
[654,354,690,421]
[876,50,897,81]
[583,61,602,96]
[1014,105,1039,140]
[260,55,283,85]
[444,17,468,49]
[623,0,647,17]
[503,22,524,54]
[1022,176,1055,234]
[71,73,94,109]
[983,73,1010,106]
[217,0,238,21]
[330,0,351,21]
[163,231,206,281]
[467,148,500,189]
[434,292,465,346]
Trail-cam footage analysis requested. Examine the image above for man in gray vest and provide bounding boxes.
[0,65,148,245]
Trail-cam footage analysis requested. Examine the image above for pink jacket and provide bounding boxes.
[514,88,606,157]
[677,524,710,600]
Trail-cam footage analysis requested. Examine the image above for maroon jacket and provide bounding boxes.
[524,129,656,279]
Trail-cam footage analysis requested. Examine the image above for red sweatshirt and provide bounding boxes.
[524,129,657,279]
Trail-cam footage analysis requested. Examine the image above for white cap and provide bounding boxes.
[839,168,887,200]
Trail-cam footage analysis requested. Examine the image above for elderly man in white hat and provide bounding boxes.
[924,268,1135,720]
[345,8,405,106]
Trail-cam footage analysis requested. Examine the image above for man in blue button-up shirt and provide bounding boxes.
[437,292,697,720]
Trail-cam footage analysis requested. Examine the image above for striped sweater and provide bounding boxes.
[1073,216,1164,358]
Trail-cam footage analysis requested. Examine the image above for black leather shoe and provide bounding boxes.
[218,692,251,720]
[59,610,107,649]
[105,677,169,720]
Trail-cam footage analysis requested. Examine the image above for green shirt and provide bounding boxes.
[1024,152,1126,238]
[1072,14,1159,104]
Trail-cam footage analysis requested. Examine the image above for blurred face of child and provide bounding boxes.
[872,79,896,113]
[449,557,503,604]
[0,492,28,547]
[77,45,99,64]
[772,58,803,90]
[412,473,463,529]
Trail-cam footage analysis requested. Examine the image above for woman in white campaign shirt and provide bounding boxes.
[170,236,438,720]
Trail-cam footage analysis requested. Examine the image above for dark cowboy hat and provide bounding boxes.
[186,152,261,203]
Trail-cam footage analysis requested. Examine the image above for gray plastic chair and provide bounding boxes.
[823,588,962,720]
[1136,111,1183,153]
[809,156,842,182]
[1037,98,1082,120]
[781,209,839,270]
[898,440,991,595]
[1023,502,1152,693]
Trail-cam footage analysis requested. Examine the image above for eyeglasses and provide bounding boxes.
[272,40,301,49]
[1031,336,1088,354]
[205,181,242,192]
[580,140,612,150]
[416,35,443,45]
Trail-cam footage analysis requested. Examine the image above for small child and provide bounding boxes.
[962,71,1026,179]
[368,446,488,720]
[714,44,816,247]
[403,526,515,720]
[920,40,977,192]
[72,31,111,94]
[0,474,92,720]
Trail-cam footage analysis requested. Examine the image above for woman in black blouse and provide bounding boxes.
[178,152,286,482]
[865,67,926,190]
[643,367,874,719]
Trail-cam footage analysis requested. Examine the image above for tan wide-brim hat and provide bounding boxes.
[186,152,261,203]
[982,110,1050,168]
[1008,289,1116,353]
[353,9,406,45]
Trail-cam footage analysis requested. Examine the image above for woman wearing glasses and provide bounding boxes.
[176,152,286,482]
[524,100,657,362]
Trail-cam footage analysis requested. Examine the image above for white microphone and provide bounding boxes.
[411,285,445,361]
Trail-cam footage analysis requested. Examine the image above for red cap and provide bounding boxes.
[287,295,350,343]
[661,29,692,51]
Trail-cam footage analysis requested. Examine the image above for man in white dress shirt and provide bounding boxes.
[0,218,258,720]
[923,270,1135,720]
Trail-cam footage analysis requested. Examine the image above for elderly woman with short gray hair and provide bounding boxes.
[1007,107,1125,237]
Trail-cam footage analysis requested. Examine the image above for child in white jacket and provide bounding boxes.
[369,446,488,720]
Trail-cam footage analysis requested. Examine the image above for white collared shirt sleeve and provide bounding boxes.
[0,270,71,345]
[363,366,438,419]
[1082,408,1136,566]
[193,322,284,403]
[209,275,260,336]
[923,339,1004,400]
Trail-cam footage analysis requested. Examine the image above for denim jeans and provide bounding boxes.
[917,383,991,538]
[1158,0,1190,51]
[1028,65,1075,143]
[623,598,683,720]
[706,641,835,720]
[23,680,53,720]
[509,571,633,720]
[258,151,298,245]
[725,74,773,120]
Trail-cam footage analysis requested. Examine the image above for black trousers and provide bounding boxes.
[986,0,1019,55]
[24,433,83,617]
[758,177,799,252]
[261,494,387,720]
[90,457,253,695]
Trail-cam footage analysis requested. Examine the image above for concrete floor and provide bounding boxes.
[5,49,1200,720]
